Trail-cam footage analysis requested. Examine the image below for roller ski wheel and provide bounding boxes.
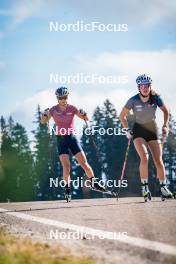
[141,182,151,202]
[65,194,71,203]
[91,187,117,197]
[161,195,165,202]
[143,192,152,202]
[161,193,173,201]
[111,189,118,198]
[90,179,117,197]
[160,184,173,201]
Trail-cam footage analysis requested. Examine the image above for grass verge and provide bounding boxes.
[0,228,95,264]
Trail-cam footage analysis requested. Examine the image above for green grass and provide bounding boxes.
[0,229,95,264]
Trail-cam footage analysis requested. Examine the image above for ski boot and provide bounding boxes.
[160,184,173,201]
[141,182,152,202]
[91,181,106,192]
[173,192,176,199]
[65,187,71,203]
[90,178,117,197]
[90,178,106,192]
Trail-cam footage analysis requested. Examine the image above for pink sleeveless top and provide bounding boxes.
[49,104,78,135]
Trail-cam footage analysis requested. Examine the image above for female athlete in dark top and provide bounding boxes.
[120,74,173,201]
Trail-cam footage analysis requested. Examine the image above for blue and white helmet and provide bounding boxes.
[55,86,69,97]
[136,74,152,86]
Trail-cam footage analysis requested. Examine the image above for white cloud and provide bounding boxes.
[74,49,176,114]
[10,0,44,25]
[11,89,56,133]
[1,0,175,30]
[68,0,176,27]
[142,0,176,25]
[0,0,46,25]
[9,49,176,140]
[0,0,60,36]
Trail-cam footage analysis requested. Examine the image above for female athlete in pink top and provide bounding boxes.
[41,87,105,201]
[49,104,79,135]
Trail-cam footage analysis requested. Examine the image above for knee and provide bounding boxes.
[80,160,90,170]
[154,158,163,167]
[140,153,149,164]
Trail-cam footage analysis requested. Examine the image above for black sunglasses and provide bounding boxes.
[57,96,68,100]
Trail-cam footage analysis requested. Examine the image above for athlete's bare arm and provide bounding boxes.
[120,107,130,128]
[159,105,169,127]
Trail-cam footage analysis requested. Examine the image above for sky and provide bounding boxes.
[0,0,176,137]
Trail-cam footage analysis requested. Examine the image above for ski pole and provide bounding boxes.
[79,108,99,152]
[84,120,99,151]
[116,137,132,200]
[45,115,58,188]
[83,119,105,180]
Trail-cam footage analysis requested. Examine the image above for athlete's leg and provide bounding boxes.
[74,151,94,179]
[133,138,149,180]
[148,140,165,182]
[75,151,106,192]
[148,140,173,198]
[59,154,71,185]
[134,137,151,198]
[68,135,93,179]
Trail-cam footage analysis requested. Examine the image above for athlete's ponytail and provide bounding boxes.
[150,89,160,96]
[149,89,160,105]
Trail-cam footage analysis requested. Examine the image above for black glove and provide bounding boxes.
[43,108,49,117]
[79,109,87,116]
[126,128,133,139]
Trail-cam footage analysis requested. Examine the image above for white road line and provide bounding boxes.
[0,207,176,256]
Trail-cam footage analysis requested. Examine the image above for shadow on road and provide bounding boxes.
[0,199,171,214]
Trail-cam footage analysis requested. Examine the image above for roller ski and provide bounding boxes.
[65,193,71,203]
[65,186,71,203]
[141,182,152,202]
[160,184,174,201]
[91,179,117,197]
[143,191,152,202]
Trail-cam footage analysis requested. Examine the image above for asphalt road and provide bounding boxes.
[0,197,176,264]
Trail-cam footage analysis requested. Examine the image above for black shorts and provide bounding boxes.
[56,134,82,156]
[132,121,159,142]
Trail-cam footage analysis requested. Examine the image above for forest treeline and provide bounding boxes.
[0,99,176,202]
